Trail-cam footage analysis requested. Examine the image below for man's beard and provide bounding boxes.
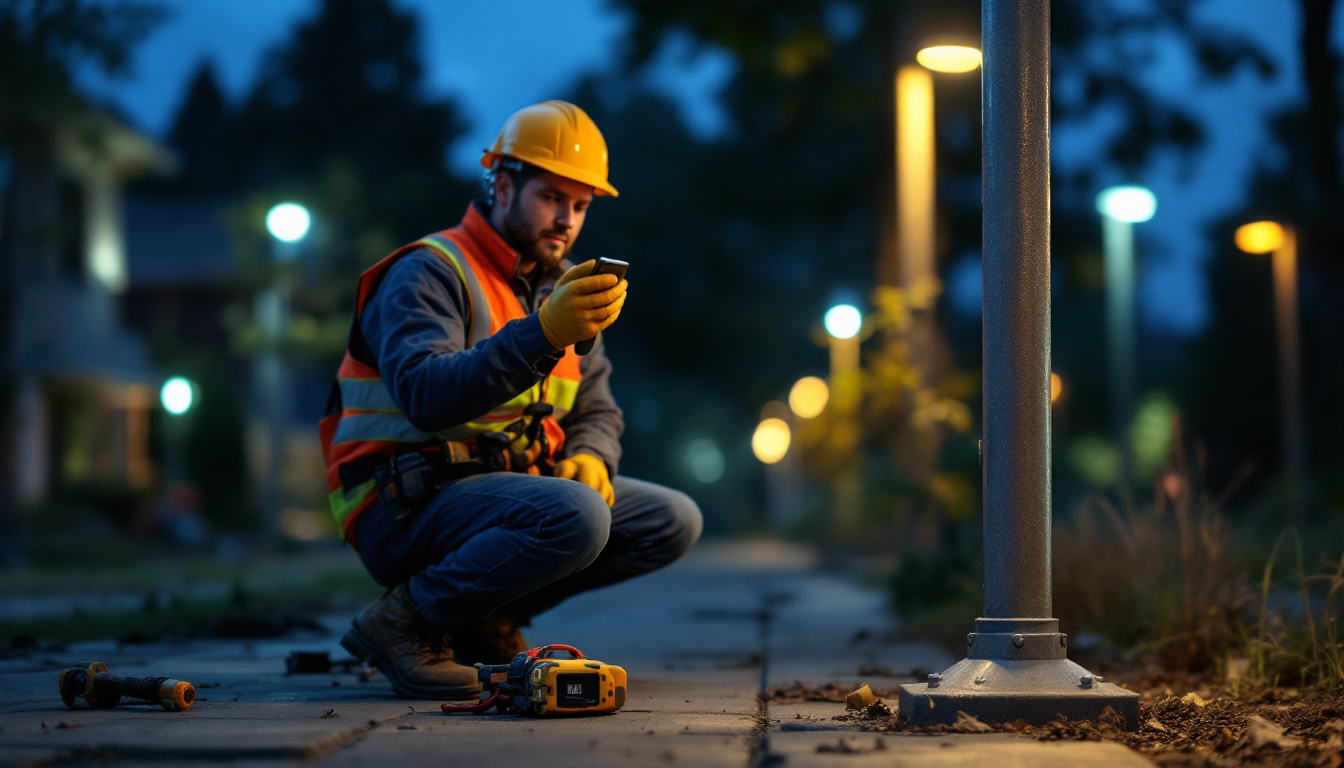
[503,197,570,270]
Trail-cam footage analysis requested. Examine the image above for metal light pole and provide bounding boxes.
[1097,185,1156,489]
[824,304,863,538]
[897,0,1139,728]
[1235,221,1305,510]
[259,202,310,543]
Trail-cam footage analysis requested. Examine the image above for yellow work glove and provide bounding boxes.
[538,260,627,350]
[554,453,615,507]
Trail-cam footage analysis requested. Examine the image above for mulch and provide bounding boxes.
[763,682,1344,767]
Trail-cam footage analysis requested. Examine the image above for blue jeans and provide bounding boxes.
[354,473,703,628]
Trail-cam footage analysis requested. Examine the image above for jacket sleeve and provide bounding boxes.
[558,332,625,477]
[358,249,563,432]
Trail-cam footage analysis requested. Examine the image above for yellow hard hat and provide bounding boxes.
[481,100,618,197]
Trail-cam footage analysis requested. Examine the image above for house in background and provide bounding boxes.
[5,105,174,510]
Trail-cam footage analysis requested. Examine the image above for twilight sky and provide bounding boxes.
[75,0,1339,336]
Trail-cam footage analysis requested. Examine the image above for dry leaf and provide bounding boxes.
[845,684,878,710]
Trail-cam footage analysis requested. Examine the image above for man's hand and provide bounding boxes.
[553,453,615,507]
[538,260,627,350]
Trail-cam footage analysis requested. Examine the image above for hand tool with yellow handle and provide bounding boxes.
[59,662,196,711]
[442,644,626,717]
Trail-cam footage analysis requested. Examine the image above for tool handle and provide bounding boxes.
[97,673,196,711]
[530,644,585,659]
[574,337,596,356]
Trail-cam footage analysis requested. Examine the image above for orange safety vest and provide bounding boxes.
[319,211,584,543]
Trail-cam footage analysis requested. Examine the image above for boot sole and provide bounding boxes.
[340,624,481,700]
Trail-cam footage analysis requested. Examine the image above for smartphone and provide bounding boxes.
[590,256,629,281]
[575,258,628,356]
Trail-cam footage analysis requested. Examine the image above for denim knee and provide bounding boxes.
[661,488,704,559]
[542,480,611,573]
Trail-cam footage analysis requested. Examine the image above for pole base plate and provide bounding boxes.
[896,657,1140,730]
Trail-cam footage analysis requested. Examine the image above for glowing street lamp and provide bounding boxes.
[916,45,983,73]
[1096,184,1156,487]
[752,418,792,464]
[789,376,829,419]
[1236,220,1304,508]
[265,202,311,245]
[160,376,195,415]
[258,202,311,542]
[891,43,982,488]
[159,376,195,486]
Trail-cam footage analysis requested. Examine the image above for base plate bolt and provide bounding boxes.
[1012,634,1025,648]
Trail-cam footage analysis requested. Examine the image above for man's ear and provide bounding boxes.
[493,170,515,209]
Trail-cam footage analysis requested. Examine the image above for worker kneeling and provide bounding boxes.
[319,101,702,699]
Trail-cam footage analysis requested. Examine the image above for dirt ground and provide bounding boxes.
[765,678,1344,767]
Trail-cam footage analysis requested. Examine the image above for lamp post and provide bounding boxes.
[260,202,310,542]
[1096,185,1156,490]
[159,376,195,487]
[1235,221,1304,509]
[824,304,863,537]
[894,44,982,480]
[897,0,1139,728]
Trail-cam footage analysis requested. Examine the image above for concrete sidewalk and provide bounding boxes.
[0,540,1151,767]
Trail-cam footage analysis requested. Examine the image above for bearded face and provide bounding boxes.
[494,169,593,271]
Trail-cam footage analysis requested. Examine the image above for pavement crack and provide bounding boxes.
[304,708,420,762]
[745,592,786,768]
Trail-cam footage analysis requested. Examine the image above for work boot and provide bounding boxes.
[451,613,531,665]
[340,584,481,699]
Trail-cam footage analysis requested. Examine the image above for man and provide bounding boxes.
[319,100,702,699]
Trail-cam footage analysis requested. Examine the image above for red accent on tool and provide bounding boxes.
[527,644,584,659]
[442,692,507,714]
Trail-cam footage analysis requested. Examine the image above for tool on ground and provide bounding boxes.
[59,662,196,711]
[441,644,626,717]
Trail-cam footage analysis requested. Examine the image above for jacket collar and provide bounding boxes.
[460,202,522,279]
[460,202,567,285]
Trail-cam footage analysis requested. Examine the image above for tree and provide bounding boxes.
[214,0,477,368]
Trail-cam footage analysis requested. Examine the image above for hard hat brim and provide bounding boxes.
[482,152,619,198]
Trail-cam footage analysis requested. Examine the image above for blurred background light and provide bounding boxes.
[683,437,725,483]
[823,304,863,339]
[751,418,791,464]
[1095,185,1156,223]
[788,376,829,419]
[1050,372,1063,405]
[916,45,982,73]
[160,377,195,415]
[1234,220,1285,254]
[265,202,311,243]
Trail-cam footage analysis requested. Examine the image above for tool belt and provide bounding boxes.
[372,402,554,520]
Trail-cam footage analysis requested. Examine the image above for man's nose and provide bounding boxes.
[554,204,579,230]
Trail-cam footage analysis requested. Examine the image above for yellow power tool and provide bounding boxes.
[442,644,626,717]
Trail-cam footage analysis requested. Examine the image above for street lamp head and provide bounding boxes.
[266,203,312,243]
[1235,220,1285,255]
[1095,186,1156,223]
[161,377,195,415]
[916,45,983,73]
[752,418,791,464]
[823,304,863,340]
